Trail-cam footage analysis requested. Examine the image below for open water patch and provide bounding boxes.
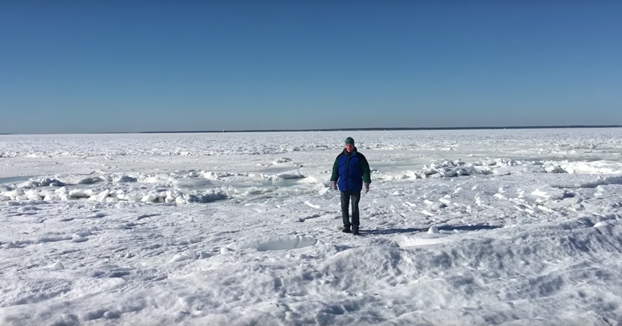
[0,176,34,185]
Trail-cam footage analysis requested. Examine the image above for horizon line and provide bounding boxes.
[1,124,621,135]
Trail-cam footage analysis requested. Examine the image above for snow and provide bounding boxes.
[1,128,622,325]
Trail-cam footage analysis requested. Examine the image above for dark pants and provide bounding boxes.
[340,191,361,228]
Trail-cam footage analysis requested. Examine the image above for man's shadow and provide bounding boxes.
[361,224,502,235]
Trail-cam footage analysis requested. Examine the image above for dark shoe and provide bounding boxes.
[342,225,351,233]
[352,227,359,235]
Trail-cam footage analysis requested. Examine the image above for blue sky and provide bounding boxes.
[1,1,621,133]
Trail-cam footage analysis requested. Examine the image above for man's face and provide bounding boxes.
[345,143,354,153]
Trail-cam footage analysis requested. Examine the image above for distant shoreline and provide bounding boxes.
[1,125,621,135]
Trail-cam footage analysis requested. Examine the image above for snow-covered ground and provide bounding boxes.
[1,128,622,326]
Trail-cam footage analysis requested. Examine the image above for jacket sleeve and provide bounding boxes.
[330,157,339,182]
[359,154,371,183]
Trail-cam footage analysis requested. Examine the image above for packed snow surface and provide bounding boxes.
[1,129,622,325]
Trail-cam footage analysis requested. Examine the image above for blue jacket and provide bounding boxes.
[330,148,371,192]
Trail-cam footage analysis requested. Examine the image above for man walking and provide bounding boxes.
[330,137,371,235]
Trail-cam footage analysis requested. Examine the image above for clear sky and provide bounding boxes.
[1,1,621,133]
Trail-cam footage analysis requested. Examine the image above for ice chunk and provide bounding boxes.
[89,190,110,202]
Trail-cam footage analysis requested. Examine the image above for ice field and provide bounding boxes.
[1,128,622,325]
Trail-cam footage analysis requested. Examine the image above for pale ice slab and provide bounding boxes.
[1,128,622,325]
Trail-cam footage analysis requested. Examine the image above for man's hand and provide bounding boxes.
[364,183,370,194]
[331,181,337,190]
